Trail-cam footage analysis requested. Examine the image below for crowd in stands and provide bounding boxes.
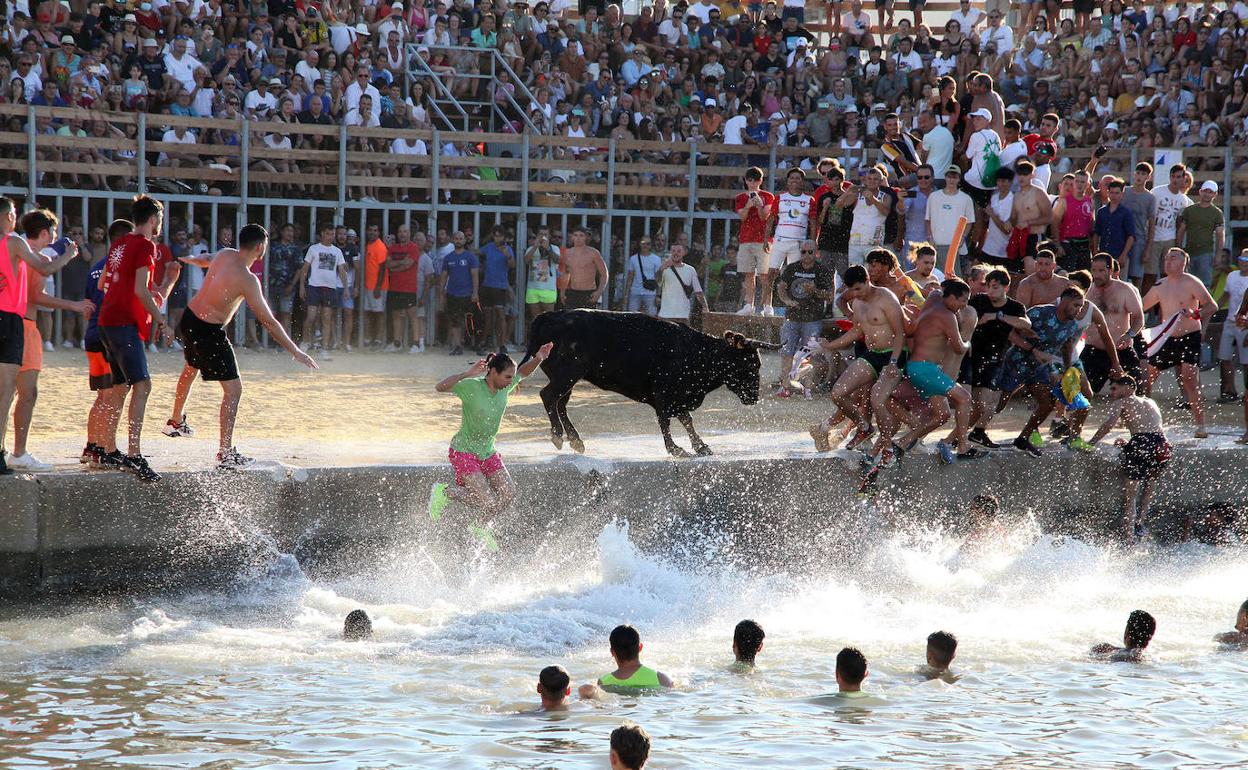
[6,0,1248,196]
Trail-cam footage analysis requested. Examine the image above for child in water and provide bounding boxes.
[537,665,571,711]
[1213,600,1248,646]
[1091,609,1155,662]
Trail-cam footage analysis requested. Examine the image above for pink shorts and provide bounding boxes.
[448,446,504,485]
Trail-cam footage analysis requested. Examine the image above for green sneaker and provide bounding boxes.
[468,523,499,552]
[428,482,450,522]
[1028,430,1044,449]
[1065,436,1094,453]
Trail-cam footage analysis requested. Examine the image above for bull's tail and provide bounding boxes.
[520,310,557,366]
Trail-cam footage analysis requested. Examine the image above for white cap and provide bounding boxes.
[391,2,404,9]
[1201,180,1218,193]
[704,97,717,107]
[969,108,992,120]
[355,22,371,35]
[1104,122,1119,132]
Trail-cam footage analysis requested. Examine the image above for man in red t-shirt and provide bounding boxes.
[97,195,166,481]
[384,224,427,352]
[733,166,776,315]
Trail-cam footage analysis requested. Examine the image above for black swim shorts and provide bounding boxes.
[177,308,239,382]
[1149,330,1201,372]
[0,310,23,366]
[1122,432,1171,481]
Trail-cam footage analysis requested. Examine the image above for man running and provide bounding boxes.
[168,224,318,469]
[97,195,166,482]
[1142,247,1216,438]
[559,227,608,309]
[966,269,1029,448]
[996,287,1087,457]
[1015,249,1070,308]
[1083,254,1144,393]
[81,219,134,470]
[811,262,905,452]
[890,278,983,464]
[427,344,553,549]
[1088,375,1170,542]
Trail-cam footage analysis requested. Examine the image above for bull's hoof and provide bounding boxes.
[569,437,586,454]
[667,446,692,459]
[550,433,564,450]
[694,445,713,457]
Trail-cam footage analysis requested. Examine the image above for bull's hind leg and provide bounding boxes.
[540,380,572,450]
[676,412,712,456]
[656,412,692,458]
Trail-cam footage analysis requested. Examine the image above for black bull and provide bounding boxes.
[520,310,778,457]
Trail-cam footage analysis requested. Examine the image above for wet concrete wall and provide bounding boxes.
[2,446,1246,596]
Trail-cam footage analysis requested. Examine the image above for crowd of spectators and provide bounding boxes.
[6,0,1248,201]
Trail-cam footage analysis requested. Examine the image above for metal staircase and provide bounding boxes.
[405,44,545,134]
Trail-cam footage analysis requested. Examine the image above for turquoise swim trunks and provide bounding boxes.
[906,360,956,399]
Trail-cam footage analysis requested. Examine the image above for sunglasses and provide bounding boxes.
[916,175,932,180]
[800,248,816,254]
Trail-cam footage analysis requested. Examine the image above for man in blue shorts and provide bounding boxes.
[996,287,1087,457]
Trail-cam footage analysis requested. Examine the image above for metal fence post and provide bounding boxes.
[767,143,778,189]
[26,107,37,205]
[686,139,698,240]
[1225,146,1234,243]
[604,136,616,308]
[239,116,250,224]
[337,122,349,222]
[137,112,147,194]
[515,132,530,345]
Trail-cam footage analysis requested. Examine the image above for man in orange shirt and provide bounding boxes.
[362,224,390,349]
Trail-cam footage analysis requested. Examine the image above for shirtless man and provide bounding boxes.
[865,248,914,304]
[559,227,608,309]
[1015,249,1069,308]
[1141,247,1217,438]
[1090,609,1156,663]
[171,224,317,469]
[888,279,983,464]
[811,262,905,452]
[1010,161,1053,275]
[1088,375,1170,541]
[1082,254,1144,393]
[905,244,942,298]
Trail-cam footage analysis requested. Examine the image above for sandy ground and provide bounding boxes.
[14,344,1248,474]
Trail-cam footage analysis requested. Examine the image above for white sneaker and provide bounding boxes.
[409,345,423,354]
[318,349,332,361]
[147,343,158,353]
[61,340,73,349]
[344,344,353,353]
[79,340,86,350]
[417,340,426,352]
[171,341,183,351]
[736,304,756,316]
[387,343,401,353]
[7,452,52,472]
[43,341,54,352]
[761,305,776,317]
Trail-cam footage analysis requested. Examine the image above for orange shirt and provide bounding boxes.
[365,238,389,291]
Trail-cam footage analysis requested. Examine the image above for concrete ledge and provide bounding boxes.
[3,445,1247,597]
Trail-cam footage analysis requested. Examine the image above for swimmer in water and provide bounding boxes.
[1213,600,1248,646]
[835,647,869,697]
[1091,609,1156,662]
[537,665,571,710]
[428,343,554,550]
[343,609,373,640]
[919,630,959,681]
[579,625,673,698]
[733,619,765,668]
[609,723,651,770]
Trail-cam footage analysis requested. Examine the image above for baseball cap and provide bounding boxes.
[1142,77,1157,89]
[143,38,158,47]
[391,2,404,9]
[1201,180,1218,193]
[969,108,992,120]
[355,22,370,35]
[269,77,282,85]
[872,102,886,111]
[60,34,75,44]
[704,97,717,107]
[417,45,430,54]
[1105,122,1119,132]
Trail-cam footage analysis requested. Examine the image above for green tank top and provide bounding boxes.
[599,665,662,690]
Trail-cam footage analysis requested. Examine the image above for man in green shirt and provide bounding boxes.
[1176,180,1225,287]
[428,343,553,548]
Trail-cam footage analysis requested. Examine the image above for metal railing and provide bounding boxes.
[405,44,544,134]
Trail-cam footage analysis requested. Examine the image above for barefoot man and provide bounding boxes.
[169,224,318,469]
[1087,375,1170,542]
[559,227,608,309]
[428,344,554,550]
[1142,247,1216,438]
[1082,253,1143,393]
[891,279,985,464]
[1015,249,1069,308]
[811,261,905,452]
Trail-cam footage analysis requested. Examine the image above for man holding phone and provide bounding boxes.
[734,166,776,315]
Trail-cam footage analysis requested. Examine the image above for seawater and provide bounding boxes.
[2,522,1247,769]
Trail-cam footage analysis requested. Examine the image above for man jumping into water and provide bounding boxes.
[171,224,318,469]
[1087,375,1170,542]
[428,344,553,549]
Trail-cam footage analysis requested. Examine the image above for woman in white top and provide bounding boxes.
[839,122,864,176]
